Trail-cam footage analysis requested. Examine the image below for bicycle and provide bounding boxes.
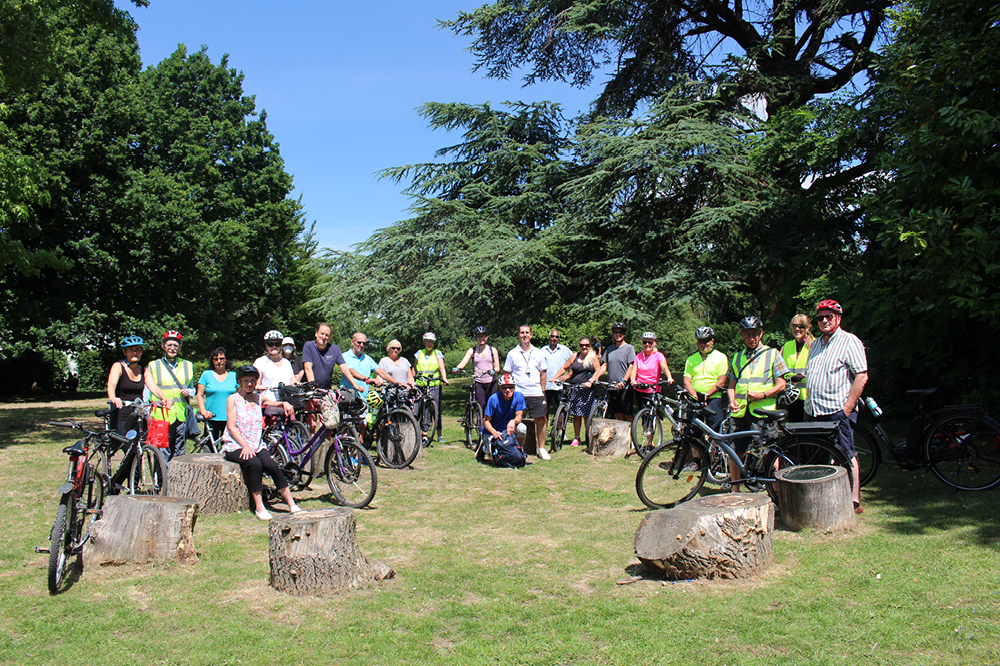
[263,388,378,508]
[631,381,682,458]
[585,381,612,442]
[852,389,1000,491]
[351,383,421,468]
[454,368,492,451]
[549,383,572,452]
[635,394,851,510]
[190,413,221,454]
[96,400,169,497]
[412,371,441,444]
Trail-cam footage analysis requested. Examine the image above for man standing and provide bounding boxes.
[302,322,363,393]
[602,322,636,421]
[683,326,728,432]
[503,324,550,460]
[342,332,381,396]
[725,316,788,484]
[542,329,572,419]
[805,299,867,514]
[145,330,195,463]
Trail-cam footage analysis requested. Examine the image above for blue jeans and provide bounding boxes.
[808,410,857,458]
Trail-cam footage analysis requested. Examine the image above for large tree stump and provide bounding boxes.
[773,465,856,532]
[587,418,632,458]
[166,453,245,515]
[520,421,539,455]
[268,508,393,596]
[84,495,199,565]
[634,494,774,580]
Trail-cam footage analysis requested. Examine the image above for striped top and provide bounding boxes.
[804,327,868,417]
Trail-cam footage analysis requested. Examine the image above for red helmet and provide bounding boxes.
[499,373,516,387]
[162,330,183,342]
[815,299,843,315]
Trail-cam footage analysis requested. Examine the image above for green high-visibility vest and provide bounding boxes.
[731,346,779,419]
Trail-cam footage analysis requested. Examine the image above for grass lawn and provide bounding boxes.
[1,386,998,665]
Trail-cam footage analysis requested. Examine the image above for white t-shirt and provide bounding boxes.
[254,355,295,403]
[503,344,546,398]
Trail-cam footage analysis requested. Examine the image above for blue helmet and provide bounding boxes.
[120,335,144,348]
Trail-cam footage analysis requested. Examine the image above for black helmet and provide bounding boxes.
[611,322,627,332]
[236,364,260,380]
[473,326,487,335]
[694,326,714,341]
[738,316,763,331]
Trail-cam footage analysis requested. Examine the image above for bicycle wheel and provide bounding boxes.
[464,403,483,451]
[325,437,377,508]
[852,422,881,487]
[129,445,168,496]
[705,441,731,485]
[759,448,799,507]
[378,409,421,469]
[586,400,607,444]
[924,414,1000,491]
[635,438,707,509]
[777,436,853,489]
[283,421,312,488]
[631,407,663,458]
[551,404,568,452]
[47,493,73,594]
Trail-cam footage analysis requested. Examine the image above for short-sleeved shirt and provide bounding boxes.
[503,345,546,398]
[684,349,728,394]
[483,390,526,439]
[541,343,572,391]
[197,370,238,423]
[633,351,667,393]
[342,349,379,397]
[302,341,346,389]
[805,328,868,417]
[254,356,295,403]
[378,357,412,384]
[602,343,636,384]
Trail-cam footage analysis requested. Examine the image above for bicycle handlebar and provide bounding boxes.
[49,421,79,429]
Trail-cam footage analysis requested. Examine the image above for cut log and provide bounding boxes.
[520,421,539,456]
[166,453,246,515]
[85,495,199,565]
[587,418,632,458]
[634,493,774,580]
[773,465,856,532]
[268,508,393,596]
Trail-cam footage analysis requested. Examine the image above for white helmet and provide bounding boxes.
[423,332,436,341]
[264,329,284,342]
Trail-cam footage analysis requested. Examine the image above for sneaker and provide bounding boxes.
[289,504,303,514]
[255,509,272,521]
[437,436,444,443]
[570,438,580,447]
[537,447,551,461]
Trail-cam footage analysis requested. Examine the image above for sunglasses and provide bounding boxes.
[354,341,367,346]
[265,341,281,347]
[792,324,807,329]
[213,356,226,362]
[817,314,837,322]
[579,344,590,348]
[388,346,401,351]
[642,339,655,344]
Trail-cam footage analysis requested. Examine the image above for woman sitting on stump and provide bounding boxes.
[222,364,302,521]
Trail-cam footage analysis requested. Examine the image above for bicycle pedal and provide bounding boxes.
[35,547,50,554]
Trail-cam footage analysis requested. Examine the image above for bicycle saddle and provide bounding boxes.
[62,441,86,456]
[753,408,789,422]
[94,409,110,418]
[906,388,938,398]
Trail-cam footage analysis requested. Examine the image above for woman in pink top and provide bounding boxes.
[625,331,674,413]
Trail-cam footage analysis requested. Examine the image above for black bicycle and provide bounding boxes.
[631,381,682,458]
[636,395,851,510]
[412,371,441,444]
[453,368,492,451]
[362,384,421,468]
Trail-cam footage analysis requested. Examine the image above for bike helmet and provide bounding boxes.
[499,373,516,387]
[162,330,183,342]
[641,331,657,341]
[236,364,259,380]
[611,322,627,332]
[473,326,487,336]
[777,385,800,406]
[738,316,763,331]
[815,299,843,315]
[694,326,714,341]
[423,332,436,341]
[120,335,144,348]
[264,329,284,342]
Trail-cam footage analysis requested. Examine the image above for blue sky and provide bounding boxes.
[119,1,601,252]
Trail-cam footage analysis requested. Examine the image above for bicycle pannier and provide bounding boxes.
[147,405,171,448]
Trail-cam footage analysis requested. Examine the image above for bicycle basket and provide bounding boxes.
[277,384,306,410]
[321,391,341,429]
[339,389,366,416]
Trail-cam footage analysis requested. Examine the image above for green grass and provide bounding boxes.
[1,388,998,665]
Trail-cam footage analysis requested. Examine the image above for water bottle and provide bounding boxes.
[864,396,882,418]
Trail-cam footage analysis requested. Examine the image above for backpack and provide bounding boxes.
[490,435,527,468]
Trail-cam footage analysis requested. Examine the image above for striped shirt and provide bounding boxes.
[804,327,868,417]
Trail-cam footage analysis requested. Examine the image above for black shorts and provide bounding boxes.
[523,395,548,419]
[607,386,634,416]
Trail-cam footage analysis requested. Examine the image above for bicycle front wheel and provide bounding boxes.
[130,445,168,496]
[586,400,607,444]
[852,422,881,487]
[551,404,568,452]
[464,403,483,451]
[631,407,663,458]
[326,437,377,508]
[924,414,1000,491]
[47,493,73,594]
[378,409,421,469]
[635,438,707,509]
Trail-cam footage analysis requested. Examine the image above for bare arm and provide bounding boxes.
[196,383,211,419]
[456,348,474,370]
[659,356,673,383]
[492,347,501,373]
[553,354,577,383]
[843,371,868,416]
[106,362,123,408]
[338,363,363,391]
[303,361,315,383]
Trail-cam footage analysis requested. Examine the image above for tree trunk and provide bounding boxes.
[85,495,199,565]
[587,418,632,458]
[634,493,774,580]
[166,453,245,515]
[268,508,393,596]
[774,465,856,532]
[521,420,539,455]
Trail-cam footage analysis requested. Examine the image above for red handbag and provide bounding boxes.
[147,405,171,448]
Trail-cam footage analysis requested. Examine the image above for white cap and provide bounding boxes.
[282,337,294,346]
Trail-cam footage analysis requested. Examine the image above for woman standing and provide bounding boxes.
[222,365,302,521]
[781,314,814,421]
[553,338,605,447]
[197,347,237,440]
[106,335,156,436]
[281,337,305,383]
[377,339,415,387]
[626,332,674,413]
[254,330,296,413]
[414,332,449,443]
[454,326,501,411]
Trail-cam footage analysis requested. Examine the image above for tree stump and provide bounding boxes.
[268,508,393,596]
[166,453,246,515]
[773,465,856,532]
[84,495,199,566]
[587,418,632,458]
[520,421,539,455]
[634,493,774,580]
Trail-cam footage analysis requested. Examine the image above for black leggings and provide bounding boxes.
[224,448,288,494]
